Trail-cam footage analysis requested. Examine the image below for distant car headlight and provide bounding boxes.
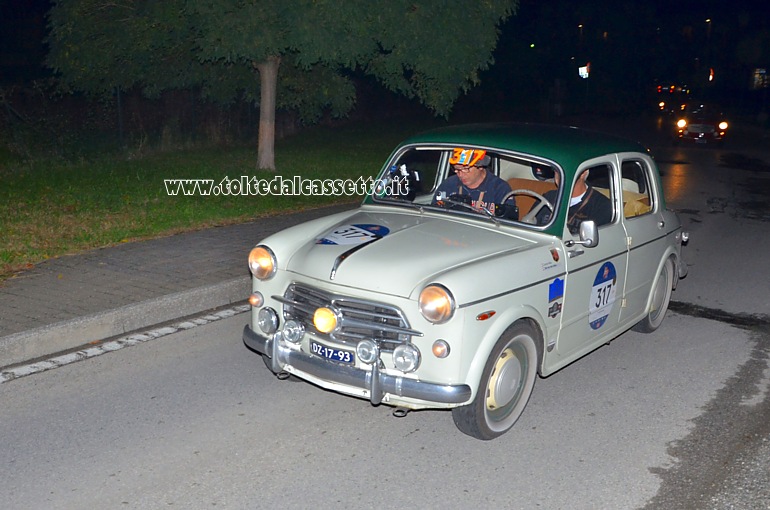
[676,119,687,129]
[418,284,455,324]
[393,344,421,372]
[718,121,728,130]
[248,245,276,280]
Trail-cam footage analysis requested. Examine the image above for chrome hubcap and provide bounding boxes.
[486,347,522,410]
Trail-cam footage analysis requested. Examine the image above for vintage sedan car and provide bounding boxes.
[242,123,689,440]
[674,101,729,145]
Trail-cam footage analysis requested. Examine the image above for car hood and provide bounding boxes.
[282,207,545,300]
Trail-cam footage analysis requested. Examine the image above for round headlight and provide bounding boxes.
[718,121,728,130]
[313,307,339,334]
[418,284,455,324]
[282,319,305,343]
[356,339,378,364]
[257,307,278,334]
[676,119,687,129]
[393,344,421,373]
[248,245,277,280]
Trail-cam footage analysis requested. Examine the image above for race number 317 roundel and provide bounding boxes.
[589,262,617,330]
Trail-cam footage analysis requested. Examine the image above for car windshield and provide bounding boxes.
[371,146,563,228]
[685,103,723,120]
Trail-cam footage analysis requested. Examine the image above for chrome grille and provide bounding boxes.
[277,283,421,351]
[689,124,715,133]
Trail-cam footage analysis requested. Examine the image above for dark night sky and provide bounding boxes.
[0,0,51,83]
[1,0,768,91]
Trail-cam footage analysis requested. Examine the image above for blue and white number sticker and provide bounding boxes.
[589,262,617,330]
[316,224,390,245]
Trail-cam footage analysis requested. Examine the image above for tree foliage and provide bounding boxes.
[47,0,518,167]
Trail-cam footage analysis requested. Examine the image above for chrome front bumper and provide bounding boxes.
[242,325,471,406]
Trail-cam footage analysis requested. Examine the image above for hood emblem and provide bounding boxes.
[316,224,390,280]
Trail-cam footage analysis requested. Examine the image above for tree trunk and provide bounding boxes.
[256,55,281,171]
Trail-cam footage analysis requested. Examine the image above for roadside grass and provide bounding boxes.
[0,118,441,281]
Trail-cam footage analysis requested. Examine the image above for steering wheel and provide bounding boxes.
[501,189,554,224]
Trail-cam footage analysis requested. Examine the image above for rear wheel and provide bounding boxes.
[452,322,539,440]
[633,258,674,333]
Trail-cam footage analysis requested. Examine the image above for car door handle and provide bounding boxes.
[568,248,584,258]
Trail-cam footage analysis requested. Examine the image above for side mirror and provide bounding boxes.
[578,220,599,247]
[565,220,599,248]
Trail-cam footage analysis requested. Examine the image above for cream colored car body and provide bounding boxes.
[242,123,688,438]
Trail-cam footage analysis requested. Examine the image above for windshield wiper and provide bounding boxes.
[438,197,500,225]
[375,195,424,212]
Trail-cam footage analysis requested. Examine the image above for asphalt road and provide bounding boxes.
[0,309,760,509]
[1,115,769,509]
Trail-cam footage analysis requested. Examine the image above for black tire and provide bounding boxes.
[452,322,539,440]
[633,258,674,333]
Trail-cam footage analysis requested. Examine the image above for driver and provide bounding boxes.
[432,148,514,216]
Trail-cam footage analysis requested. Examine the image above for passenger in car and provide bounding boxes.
[537,169,613,233]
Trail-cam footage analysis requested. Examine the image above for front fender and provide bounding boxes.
[459,302,547,403]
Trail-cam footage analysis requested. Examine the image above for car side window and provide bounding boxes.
[620,160,654,218]
[582,164,616,227]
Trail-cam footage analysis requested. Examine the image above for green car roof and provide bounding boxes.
[387,123,652,237]
[400,122,648,176]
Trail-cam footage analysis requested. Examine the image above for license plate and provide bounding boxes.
[310,341,354,364]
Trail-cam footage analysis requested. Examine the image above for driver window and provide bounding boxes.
[572,165,616,231]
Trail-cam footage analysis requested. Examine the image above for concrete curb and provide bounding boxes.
[0,276,250,368]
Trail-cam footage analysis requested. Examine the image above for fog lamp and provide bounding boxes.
[356,339,378,364]
[248,292,264,307]
[432,340,450,359]
[313,307,339,334]
[282,319,305,344]
[676,119,687,129]
[393,344,421,373]
[718,121,728,130]
[257,307,278,334]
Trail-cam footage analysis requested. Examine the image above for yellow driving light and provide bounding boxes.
[418,284,455,324]
[248,246,276,280]
[313,307,339,333]
[718,121,728,130]
[676,119,687,129]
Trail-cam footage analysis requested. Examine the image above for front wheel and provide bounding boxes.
[633,258,674,333]
[452,322,539,440]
